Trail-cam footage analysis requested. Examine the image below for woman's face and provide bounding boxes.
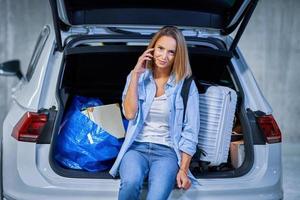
[153,36,177,70]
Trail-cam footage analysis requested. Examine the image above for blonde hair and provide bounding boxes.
[146,26,192,82]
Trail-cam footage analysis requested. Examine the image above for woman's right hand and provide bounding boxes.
[132,48,154,75]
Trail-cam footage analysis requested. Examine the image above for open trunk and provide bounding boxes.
[49,37,251,179]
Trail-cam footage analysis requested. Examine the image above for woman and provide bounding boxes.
[109,26,200,200]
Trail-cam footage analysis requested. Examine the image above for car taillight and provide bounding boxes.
[12,112,48,142]
[257,115,282,143]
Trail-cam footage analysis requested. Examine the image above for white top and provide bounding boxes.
[135,93,173,147]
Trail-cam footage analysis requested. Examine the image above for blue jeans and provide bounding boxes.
[118,142,179,200]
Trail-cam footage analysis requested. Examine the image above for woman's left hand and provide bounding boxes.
[176,169,191,190]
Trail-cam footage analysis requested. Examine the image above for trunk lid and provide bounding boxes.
[49,0,258,53]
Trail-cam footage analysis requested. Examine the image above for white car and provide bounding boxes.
[0,0,283,199]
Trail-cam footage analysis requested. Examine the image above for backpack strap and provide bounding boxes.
[181,76,194,128]
[181,77,208,160]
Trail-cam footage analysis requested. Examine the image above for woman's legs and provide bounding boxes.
[118,142,178,200]
[118,143,149,200]
[146,143,179,200]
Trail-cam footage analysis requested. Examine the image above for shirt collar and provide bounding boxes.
[166,72,176,87]
[147,69,176,87]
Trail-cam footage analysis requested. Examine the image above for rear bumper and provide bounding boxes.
[2,105,282,199]
[2,140,283,200]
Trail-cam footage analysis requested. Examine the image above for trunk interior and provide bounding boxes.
[50,39,248,179]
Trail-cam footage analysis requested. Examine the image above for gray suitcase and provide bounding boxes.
[182,78,237,166]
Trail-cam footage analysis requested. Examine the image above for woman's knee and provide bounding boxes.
[119,150,148,192]
[118,169,145,200]
[120,173,144,189]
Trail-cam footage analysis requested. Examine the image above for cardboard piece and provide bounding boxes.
[82,103,125,139]
[230,140,245,169]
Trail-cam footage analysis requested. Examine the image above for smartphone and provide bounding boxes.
[145,51,154,68]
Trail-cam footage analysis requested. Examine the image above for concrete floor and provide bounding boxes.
[282,142,300,199]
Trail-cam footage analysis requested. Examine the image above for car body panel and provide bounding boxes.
[2,126,282,200]
[230,48,273,114]
[11,29,57,111]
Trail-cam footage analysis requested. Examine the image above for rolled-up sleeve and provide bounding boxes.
[179,81,200,156]
[121,72,139,122]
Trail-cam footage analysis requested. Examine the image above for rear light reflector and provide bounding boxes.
[12,112,48,142]
[257,115,282,143]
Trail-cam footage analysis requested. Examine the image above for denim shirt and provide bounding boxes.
[109,69,200,184]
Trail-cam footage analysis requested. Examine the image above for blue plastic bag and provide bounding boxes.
[55,96,125,172]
